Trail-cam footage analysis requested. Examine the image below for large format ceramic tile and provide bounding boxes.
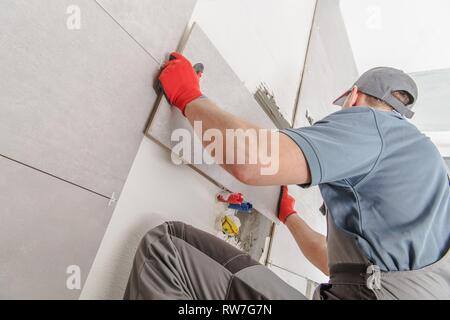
[96,0,197,64]
[191,0,317,124]
[147,24,280,222]
[294,0,358,128]
[0,0,159,198]
[0,156,113,299]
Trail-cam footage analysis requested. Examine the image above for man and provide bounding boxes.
[125,53,450,300]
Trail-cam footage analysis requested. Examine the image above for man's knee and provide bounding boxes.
[137,221,185,249]
[137,221,260,274]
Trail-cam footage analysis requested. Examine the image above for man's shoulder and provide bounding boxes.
[318,107,418,133]
[313,107,383,136]
[318,107,378,124]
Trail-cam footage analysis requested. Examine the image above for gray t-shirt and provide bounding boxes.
[282,107,450,271]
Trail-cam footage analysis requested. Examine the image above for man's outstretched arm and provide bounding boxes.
[278,186,329,276]
[185,98,311,186]
[158,52,311,186]
[285,215,329,276]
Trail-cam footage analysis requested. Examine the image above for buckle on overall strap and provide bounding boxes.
[366,265,382,290]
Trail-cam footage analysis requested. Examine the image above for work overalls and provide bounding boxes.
[314,208,450,300]
[125,216,449,300]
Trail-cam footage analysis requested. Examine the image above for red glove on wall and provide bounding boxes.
[277,186,297,224]
[158,52,204,115]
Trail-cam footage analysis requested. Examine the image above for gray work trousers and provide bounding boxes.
[124,221,306,300]
[125,219,450,300]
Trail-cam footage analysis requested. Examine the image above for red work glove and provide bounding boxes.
[158,52,203,115]
[277,186,297,224]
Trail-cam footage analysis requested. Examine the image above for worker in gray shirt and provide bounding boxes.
[125,54,449,300]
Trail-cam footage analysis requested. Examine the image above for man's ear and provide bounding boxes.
[343,86,359,108]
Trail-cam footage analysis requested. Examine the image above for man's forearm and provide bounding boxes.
[285,214,329,276]
[185,98,276,183]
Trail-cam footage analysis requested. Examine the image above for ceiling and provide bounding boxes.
[340,0,450,74]
[339,0,450,156]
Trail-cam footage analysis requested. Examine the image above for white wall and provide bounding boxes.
[192,0,317,124]
[294,0,358,128]
[425,132,450,158]
[81,0,319,299]
[80,139,221,299]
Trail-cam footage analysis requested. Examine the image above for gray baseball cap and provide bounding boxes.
[333,67,419,119]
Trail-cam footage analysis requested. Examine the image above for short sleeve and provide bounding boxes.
[281,108,383,186]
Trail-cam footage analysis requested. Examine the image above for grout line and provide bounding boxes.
[0,153,111,200]
[143,22,196,135]
[93,0,162,66]
[291,0,319,127]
